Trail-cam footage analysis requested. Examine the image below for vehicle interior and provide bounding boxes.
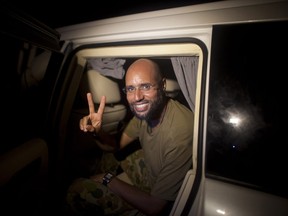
[56,54,199,214]
[48,42,204,203]
[1,39,203,215]
[64,57,190,179]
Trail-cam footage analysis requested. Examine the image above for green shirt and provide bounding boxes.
[124,99,194,201]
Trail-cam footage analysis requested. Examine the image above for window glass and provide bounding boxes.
[206,21,288,198]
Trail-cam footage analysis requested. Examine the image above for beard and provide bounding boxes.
[129,90,167,122]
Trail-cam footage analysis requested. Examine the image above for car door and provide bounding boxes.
[0,5,63,215]
[184,20,288,216]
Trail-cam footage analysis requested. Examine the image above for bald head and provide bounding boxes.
[125,58,163,84]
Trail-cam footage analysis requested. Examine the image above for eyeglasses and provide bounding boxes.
[122,83,158,94]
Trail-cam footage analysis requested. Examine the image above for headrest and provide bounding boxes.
[82,70,121,104]
[165,79,180,98]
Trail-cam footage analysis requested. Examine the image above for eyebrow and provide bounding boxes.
[126,82,153,86]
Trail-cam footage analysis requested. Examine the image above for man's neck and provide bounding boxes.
[148,118,160,128]
[147,100,168,128]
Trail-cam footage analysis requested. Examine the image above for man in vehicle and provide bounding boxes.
[66,58,194,215]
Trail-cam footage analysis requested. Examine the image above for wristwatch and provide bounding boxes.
[102,172,114,186]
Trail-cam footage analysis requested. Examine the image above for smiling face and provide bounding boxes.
[125,59,166,122]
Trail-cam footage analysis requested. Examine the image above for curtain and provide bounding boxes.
[171,57,199,112]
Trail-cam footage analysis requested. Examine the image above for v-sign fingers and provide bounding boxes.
[97,96,106,116]
[87,93,95,114]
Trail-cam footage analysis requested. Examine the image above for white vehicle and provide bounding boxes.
[1,0,288,215]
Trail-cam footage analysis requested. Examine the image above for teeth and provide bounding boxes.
[135,104,147,108]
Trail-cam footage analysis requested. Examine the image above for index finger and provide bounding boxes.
[87,93,95,114]
[97,95,106,116]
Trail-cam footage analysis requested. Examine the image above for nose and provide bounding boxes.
[134,88,144,101]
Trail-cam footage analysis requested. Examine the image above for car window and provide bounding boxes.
[206,21,288,198]
[51,41,206,194]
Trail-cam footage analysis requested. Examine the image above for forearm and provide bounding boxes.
[94,130,118,152]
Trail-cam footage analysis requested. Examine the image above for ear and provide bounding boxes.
[162,78,166,90]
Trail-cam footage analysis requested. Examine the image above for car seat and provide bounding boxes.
[165,78,180,98]
[80,69,127,135]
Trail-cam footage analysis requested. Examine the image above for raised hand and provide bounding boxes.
[79,93,106,134]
